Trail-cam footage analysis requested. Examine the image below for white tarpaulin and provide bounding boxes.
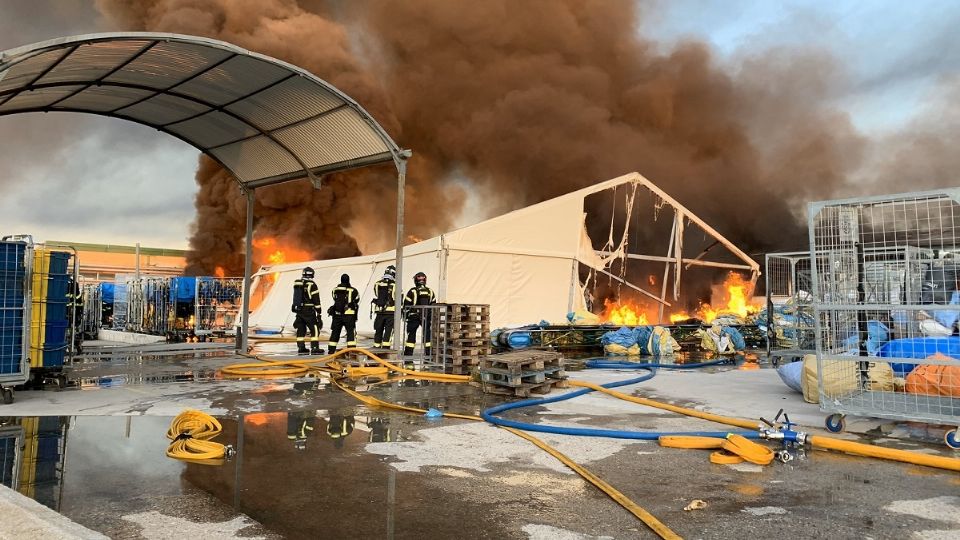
[245,172,759,335]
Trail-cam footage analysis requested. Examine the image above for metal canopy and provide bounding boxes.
[0,33,411,353]
[0,32,404,187]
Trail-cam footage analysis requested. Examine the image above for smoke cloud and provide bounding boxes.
[91,0,938,276]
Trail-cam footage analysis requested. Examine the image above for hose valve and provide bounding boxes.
[223,445,236,460]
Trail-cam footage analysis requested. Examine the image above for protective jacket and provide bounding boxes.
[403,285,436,319]
[330,284,360,316]
[372,278,396,313]
[292,278,322,313]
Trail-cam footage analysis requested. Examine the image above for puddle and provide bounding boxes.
[0,412,511,539]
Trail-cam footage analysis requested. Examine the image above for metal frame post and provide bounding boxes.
[392,157,408,350]
[239,189,255,353]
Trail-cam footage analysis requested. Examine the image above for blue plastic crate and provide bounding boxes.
[44,301,67,323]
[46,275,69,301]
[0,243,26,272]
[44,321,68,346]
[47,252,69,275]
[41,349,64,368]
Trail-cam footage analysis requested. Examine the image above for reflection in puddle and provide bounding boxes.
[1,412,492,539]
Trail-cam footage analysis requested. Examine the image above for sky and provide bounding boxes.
[1,0,959,249]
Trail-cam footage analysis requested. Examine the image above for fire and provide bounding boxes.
[213,266,225,278]
[601,298,650,326]
[692,272,762,323]
[253,237,311,282]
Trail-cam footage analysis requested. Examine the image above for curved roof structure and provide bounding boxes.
[0,32,404,188]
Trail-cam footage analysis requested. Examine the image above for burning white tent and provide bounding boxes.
[245,172,759,335]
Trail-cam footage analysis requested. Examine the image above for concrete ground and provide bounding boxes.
[1,340,958,539]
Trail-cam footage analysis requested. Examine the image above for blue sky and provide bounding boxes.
[0,1,957,248]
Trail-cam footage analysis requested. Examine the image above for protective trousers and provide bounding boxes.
[328,314,357,354]
[295,309,321,353]
[403,316,432,356]
[373,312,394,347]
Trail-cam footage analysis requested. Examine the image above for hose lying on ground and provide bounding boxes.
[166,409,231,465]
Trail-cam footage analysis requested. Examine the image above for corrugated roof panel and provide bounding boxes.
[118,93,210,125]
[0,85,85,112]
[56,85,154,112]
[226,75,343,130]
[0,49,70,93]
[275,107,388,168]
[167,110,258,148]
[0,33,401,186]
[37,40,151,85]
[106,41,231,90]
[176,55,290,106]
[210,136,302,182]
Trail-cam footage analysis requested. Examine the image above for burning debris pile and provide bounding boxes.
[601,272,763,326]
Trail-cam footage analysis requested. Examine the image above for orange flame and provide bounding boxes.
[213,266,226,278]
[253,237,311,282]
[692,272,762,323]
[601,298,650,326]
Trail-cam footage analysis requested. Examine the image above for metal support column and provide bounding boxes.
[392,158,408,350]
[239,189,255,353]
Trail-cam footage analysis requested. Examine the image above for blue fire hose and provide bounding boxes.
[481,359,761,440]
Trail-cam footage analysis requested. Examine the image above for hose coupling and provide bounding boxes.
[223,445,236,459]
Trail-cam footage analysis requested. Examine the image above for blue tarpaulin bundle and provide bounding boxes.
[169,277,197,302]
[100,282,114,304]
[600,327,643,348]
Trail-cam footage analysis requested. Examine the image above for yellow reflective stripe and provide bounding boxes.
[346,341,357,346]
[385,306,395,312]
[424,342,432,347]
[345,309,356,315]
[296,337,305,342]
[404,342,416,347]
[328,342,337,346]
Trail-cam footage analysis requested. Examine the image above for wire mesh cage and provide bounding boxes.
[111,275,129,331]
[81,283,100,338]
[809,190,960,436]
[0,237,33,398]
[764,252,816,362]
[195,277,243,336]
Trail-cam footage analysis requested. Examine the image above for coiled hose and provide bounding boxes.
[166,409,230,465]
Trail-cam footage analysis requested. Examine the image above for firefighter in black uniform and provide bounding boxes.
[403,272,436,356]
[287,410,315,451]
[371,265,396,348]
[292,267,323,355]
[327,274,359,354]
[65,280,84,353]
[326,414,355,449]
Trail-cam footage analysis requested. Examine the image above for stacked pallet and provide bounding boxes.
[479,350,568,397]
[435,304,491,374]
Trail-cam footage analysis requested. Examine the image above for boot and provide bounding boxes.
[328,346,337,355]
[297,344,309,355]
[311,345,322,355]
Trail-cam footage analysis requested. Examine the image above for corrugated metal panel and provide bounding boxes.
[0,33,401,186]
[275,107,388,168]
[226,75,343,130]
[118,93,210,125]
[56,85,153,112]
[0,49,70,93]
[106,41,230,90]
[210,136,302,183]
[0,86,85,112]
[167,110,258,148]
[176,55,290,106]
[36,41,150,85]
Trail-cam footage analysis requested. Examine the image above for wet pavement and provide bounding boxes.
[1,341,958,539]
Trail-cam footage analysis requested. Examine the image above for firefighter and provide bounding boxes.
[371,265,397,348]
[326,414,355,449]
[287,410,315,451]
[327,274,359,354]
[368,416,393,443]
[403,272,436,356]
[292,267,323,355]
[65,280,84,353]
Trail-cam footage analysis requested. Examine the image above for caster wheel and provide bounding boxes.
[825,414,845,433]
[56,375,67,390]
[946,429,960,450]
[2,388,13,405]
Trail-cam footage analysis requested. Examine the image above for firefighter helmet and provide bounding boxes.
[385,265,396,278]
[414,272,427,286]
[302,267,315,278]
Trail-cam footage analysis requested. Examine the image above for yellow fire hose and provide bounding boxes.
[569,380,960,472]
[166,409,231,465]
[175,347,960,539]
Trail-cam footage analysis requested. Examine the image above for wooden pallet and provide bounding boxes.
[481,378,569,397]
[479,351,562,375]
[480,366,566,387]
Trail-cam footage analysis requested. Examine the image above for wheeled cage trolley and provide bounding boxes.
[765,252,816,365]
[809,189,960,447]
[0,237,33,404]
